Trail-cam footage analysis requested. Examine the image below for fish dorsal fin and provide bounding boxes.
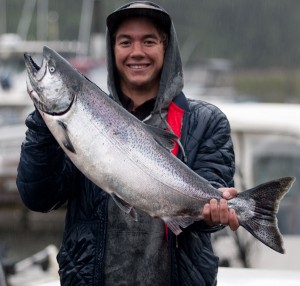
[111,193,138,221]
[143,124,177,151]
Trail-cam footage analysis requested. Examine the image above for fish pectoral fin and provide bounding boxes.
[111,193,138,221]
[143,124,178,151]
[162,217,200,235]
[57,120,76,153]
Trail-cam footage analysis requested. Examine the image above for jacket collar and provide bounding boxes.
[172,92,190,112]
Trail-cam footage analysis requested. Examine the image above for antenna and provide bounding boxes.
[77,0,95,56]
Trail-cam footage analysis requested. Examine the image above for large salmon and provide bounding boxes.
[24,46,295,253]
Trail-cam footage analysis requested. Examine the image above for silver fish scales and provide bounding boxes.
[24,46,295,254]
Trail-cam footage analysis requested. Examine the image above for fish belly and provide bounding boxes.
[41,99,206,219]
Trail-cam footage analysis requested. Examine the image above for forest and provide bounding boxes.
[2,0,300,69]
[2,0,300,101]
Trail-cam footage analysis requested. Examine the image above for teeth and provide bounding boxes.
[129,65,147,69]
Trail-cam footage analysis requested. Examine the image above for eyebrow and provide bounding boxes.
[115,33,161,41]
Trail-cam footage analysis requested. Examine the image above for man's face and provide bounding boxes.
[114,17,165,92]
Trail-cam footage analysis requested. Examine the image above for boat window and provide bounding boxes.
[253,141,300,234]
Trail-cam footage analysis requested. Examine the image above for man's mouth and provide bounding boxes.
[127,64,150,69]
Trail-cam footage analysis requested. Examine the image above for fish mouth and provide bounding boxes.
[24,47,50,85]
[24,52,41,74]
[24,50,50,111]
[25,46,54,92]
[24,52,42,104]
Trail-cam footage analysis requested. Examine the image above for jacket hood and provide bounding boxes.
[106,1,184,128]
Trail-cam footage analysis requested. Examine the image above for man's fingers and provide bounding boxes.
[219,199,229,225]
[203,203,213,225]
[209,199,219,224]
[219,187,238,200]
[202,198,240,231]
[228,209,239,231]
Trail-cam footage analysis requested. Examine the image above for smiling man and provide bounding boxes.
[17,2,238,285]
[113,18,165,106]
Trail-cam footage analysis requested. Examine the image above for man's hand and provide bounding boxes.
[202,188,239,231]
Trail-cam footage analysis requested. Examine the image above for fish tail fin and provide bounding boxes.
[236,176,295,254]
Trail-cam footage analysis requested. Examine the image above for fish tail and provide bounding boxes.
[233,176,295,254]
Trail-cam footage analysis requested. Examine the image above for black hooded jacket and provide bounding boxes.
[16,2,235,285]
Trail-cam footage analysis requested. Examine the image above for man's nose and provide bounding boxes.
[131,41,145,55]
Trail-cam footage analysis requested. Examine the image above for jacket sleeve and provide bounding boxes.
[16,109,74,212]
[181,101,235,233]
[187,101,235,189]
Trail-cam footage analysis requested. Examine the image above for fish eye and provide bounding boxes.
[49,66,56,73]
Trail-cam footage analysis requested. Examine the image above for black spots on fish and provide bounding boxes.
[113,130,122,136]
[242,176,294,212]
[175,208,201,217]
[57,120,76,154]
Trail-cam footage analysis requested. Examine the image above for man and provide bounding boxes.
[17,1,239,285]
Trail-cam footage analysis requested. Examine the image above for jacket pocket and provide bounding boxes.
[57,222,100,285]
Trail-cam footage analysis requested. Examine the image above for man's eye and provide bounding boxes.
[144,41,155,46]
[119,41,131,47]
